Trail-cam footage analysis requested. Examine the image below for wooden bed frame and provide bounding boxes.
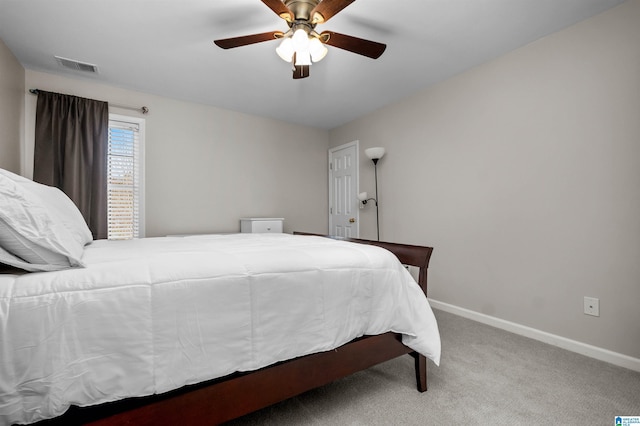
[39,233,434,426]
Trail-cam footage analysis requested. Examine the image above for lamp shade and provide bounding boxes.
[292,28,309,51]
[309,37,328,62]
[294,50,311,66]
[357,192,368,201]
[365,147,385,160]
[276,38,294,62]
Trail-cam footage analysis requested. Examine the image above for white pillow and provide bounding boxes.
[0,218,73,266]
[0,168,93,245]
[0,169,90,271]
[0,239,69,272]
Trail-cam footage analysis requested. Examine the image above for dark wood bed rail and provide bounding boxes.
[36,233,434,426]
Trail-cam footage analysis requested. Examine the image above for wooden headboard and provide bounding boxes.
[293,232,434,294]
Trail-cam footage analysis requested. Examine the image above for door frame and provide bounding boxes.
[328,140,360,237]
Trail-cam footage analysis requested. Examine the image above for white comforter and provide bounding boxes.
[0,234,440,425]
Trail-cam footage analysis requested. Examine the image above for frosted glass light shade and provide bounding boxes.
[309,37,328,62]
[365,147,385,160]
[358,192,368,201]
[292,28,309,51]
[295,50,311,66]
[276,38,294,62]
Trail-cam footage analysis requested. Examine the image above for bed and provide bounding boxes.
[0,169,440,425]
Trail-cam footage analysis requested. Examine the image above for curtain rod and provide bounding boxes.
[29,89,149,115]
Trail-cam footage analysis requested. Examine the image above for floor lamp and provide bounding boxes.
[358,147,385,241]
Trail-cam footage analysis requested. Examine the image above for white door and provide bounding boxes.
[329,141,359,237]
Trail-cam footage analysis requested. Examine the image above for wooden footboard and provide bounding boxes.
[40,234,434,426]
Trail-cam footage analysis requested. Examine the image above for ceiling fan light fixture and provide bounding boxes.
[276,37,294,62]
[309,37,328,62]
[213,0,386,79]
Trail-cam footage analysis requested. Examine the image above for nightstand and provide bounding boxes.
[240,218,284,233]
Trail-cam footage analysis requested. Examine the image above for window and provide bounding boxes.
[107,114,145,240]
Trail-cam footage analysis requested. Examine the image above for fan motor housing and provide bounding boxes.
[284,0,320,21]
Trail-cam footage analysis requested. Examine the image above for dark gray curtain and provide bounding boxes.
[33,91,109,239]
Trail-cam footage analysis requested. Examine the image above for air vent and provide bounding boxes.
[55,56,98,73]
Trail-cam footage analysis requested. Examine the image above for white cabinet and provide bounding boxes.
[240,218,284,234]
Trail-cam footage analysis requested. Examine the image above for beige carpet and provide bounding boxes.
[227,309,640,425]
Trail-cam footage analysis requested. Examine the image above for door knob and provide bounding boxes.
[349,218,356,223]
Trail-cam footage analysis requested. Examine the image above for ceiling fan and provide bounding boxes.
[214,0,386,79]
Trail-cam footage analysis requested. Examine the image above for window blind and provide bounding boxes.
[108,119,140,240]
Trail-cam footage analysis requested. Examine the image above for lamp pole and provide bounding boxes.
[372,158,380,241]
[363,147,385,242]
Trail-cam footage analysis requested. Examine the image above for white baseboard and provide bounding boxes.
[428,299,640,373]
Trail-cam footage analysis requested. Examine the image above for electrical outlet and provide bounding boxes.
[584,297,600,317]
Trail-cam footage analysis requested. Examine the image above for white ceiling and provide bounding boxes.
[0,0,626,129]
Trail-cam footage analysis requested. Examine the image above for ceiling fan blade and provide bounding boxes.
[320,31,386,59]
[293,64,310,79]
[214,31,282,49]
[311,0,355,24]
[261,0,293,21]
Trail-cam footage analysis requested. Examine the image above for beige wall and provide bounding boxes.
[0,37,24,172]
[24,70,329,237]
[330,0,640,359]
